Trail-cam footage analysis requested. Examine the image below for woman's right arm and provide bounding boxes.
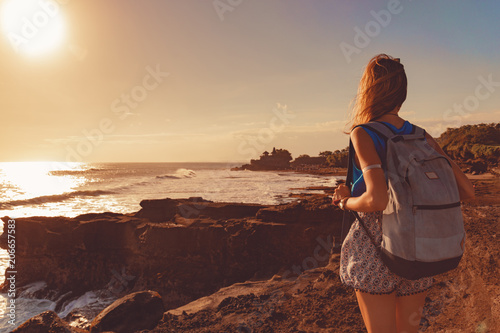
[334,127,389,212]
[425,133,475,201]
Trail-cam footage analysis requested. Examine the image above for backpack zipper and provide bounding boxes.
[412,202,461,214]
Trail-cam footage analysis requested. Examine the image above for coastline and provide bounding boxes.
[270,167,348,177]
[2,170,498,332]
[1,195,343,332]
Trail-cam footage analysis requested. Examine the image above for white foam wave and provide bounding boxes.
[0,293,56,331]
[156,168,197,180]
[58,289,117,320]
[0,190,115,209]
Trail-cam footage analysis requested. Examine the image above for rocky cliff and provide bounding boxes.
[4,174,499,332]
[0,196,342,318]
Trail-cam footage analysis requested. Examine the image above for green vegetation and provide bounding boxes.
[315,123,500,171]
[321,149,349,168]
[291,154,326,167]
[237,123,499,173]
[236,147,293,170]
[436,123,500,168]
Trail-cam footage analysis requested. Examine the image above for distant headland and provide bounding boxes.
[232,122,500,175]
[231,147,348,175]
[436,122,499,175]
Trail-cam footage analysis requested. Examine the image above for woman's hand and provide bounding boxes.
[333,184,351,205]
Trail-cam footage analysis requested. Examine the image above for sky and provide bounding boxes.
[0,0,499,163]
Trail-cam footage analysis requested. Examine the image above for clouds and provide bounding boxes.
[1,1,499,162]
[410,110,500,138]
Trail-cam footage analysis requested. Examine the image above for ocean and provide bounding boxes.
[0,162,339,330]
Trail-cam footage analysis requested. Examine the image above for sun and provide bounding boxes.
[1,0,66,57]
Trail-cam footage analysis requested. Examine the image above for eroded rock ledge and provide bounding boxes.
[0,196,342,317]
[3,177,500,332]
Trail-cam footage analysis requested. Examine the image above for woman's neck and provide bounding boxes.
[376,113,406,129]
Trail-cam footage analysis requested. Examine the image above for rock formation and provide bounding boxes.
[232,148,293,171]
[11,310,87,333]
[0,196,342,327]
[5,174,499,332]
[89,290,164,333]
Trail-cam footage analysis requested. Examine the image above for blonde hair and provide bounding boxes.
[348,54,407,131]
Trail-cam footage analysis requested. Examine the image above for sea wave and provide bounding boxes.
[49,168,105,176]
[156,168,197,180]
[0,190,115,209]
[156,175,181,179]
[0,281,116,331]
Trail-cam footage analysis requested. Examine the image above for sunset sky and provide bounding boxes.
[1,0,499,162]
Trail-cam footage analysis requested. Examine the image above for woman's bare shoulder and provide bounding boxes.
[350,126,372,143]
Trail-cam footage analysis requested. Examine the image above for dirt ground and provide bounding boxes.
[422,174,499,332]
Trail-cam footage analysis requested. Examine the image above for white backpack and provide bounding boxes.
[348,122,465,280]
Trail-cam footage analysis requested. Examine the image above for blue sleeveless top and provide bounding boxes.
[351,121,413,197]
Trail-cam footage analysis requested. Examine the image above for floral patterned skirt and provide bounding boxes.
[340,211,433,296]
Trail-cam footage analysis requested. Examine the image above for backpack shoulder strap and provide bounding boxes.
[360,121,396,140]
[337,137,355,248]
[401,124,426,140]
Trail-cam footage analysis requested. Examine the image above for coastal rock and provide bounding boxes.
[145,189,500,332]
[12,310,87,333]
[151,256,365,332]
[0,197,341,316]
[135,198,178,222]
[135,197,266,222]
[3,174,499,332]
[0,214,142,296]
[175,201,266,220]
[233,148,293,171]
[256,197,341,224]
[89,290,164,333]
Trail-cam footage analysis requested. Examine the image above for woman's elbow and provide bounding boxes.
[366,194,389,212]
[460,185,475,201]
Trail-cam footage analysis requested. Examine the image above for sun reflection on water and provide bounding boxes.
[0,162,88,201]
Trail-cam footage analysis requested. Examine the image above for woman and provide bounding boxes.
[333,54,475,333]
